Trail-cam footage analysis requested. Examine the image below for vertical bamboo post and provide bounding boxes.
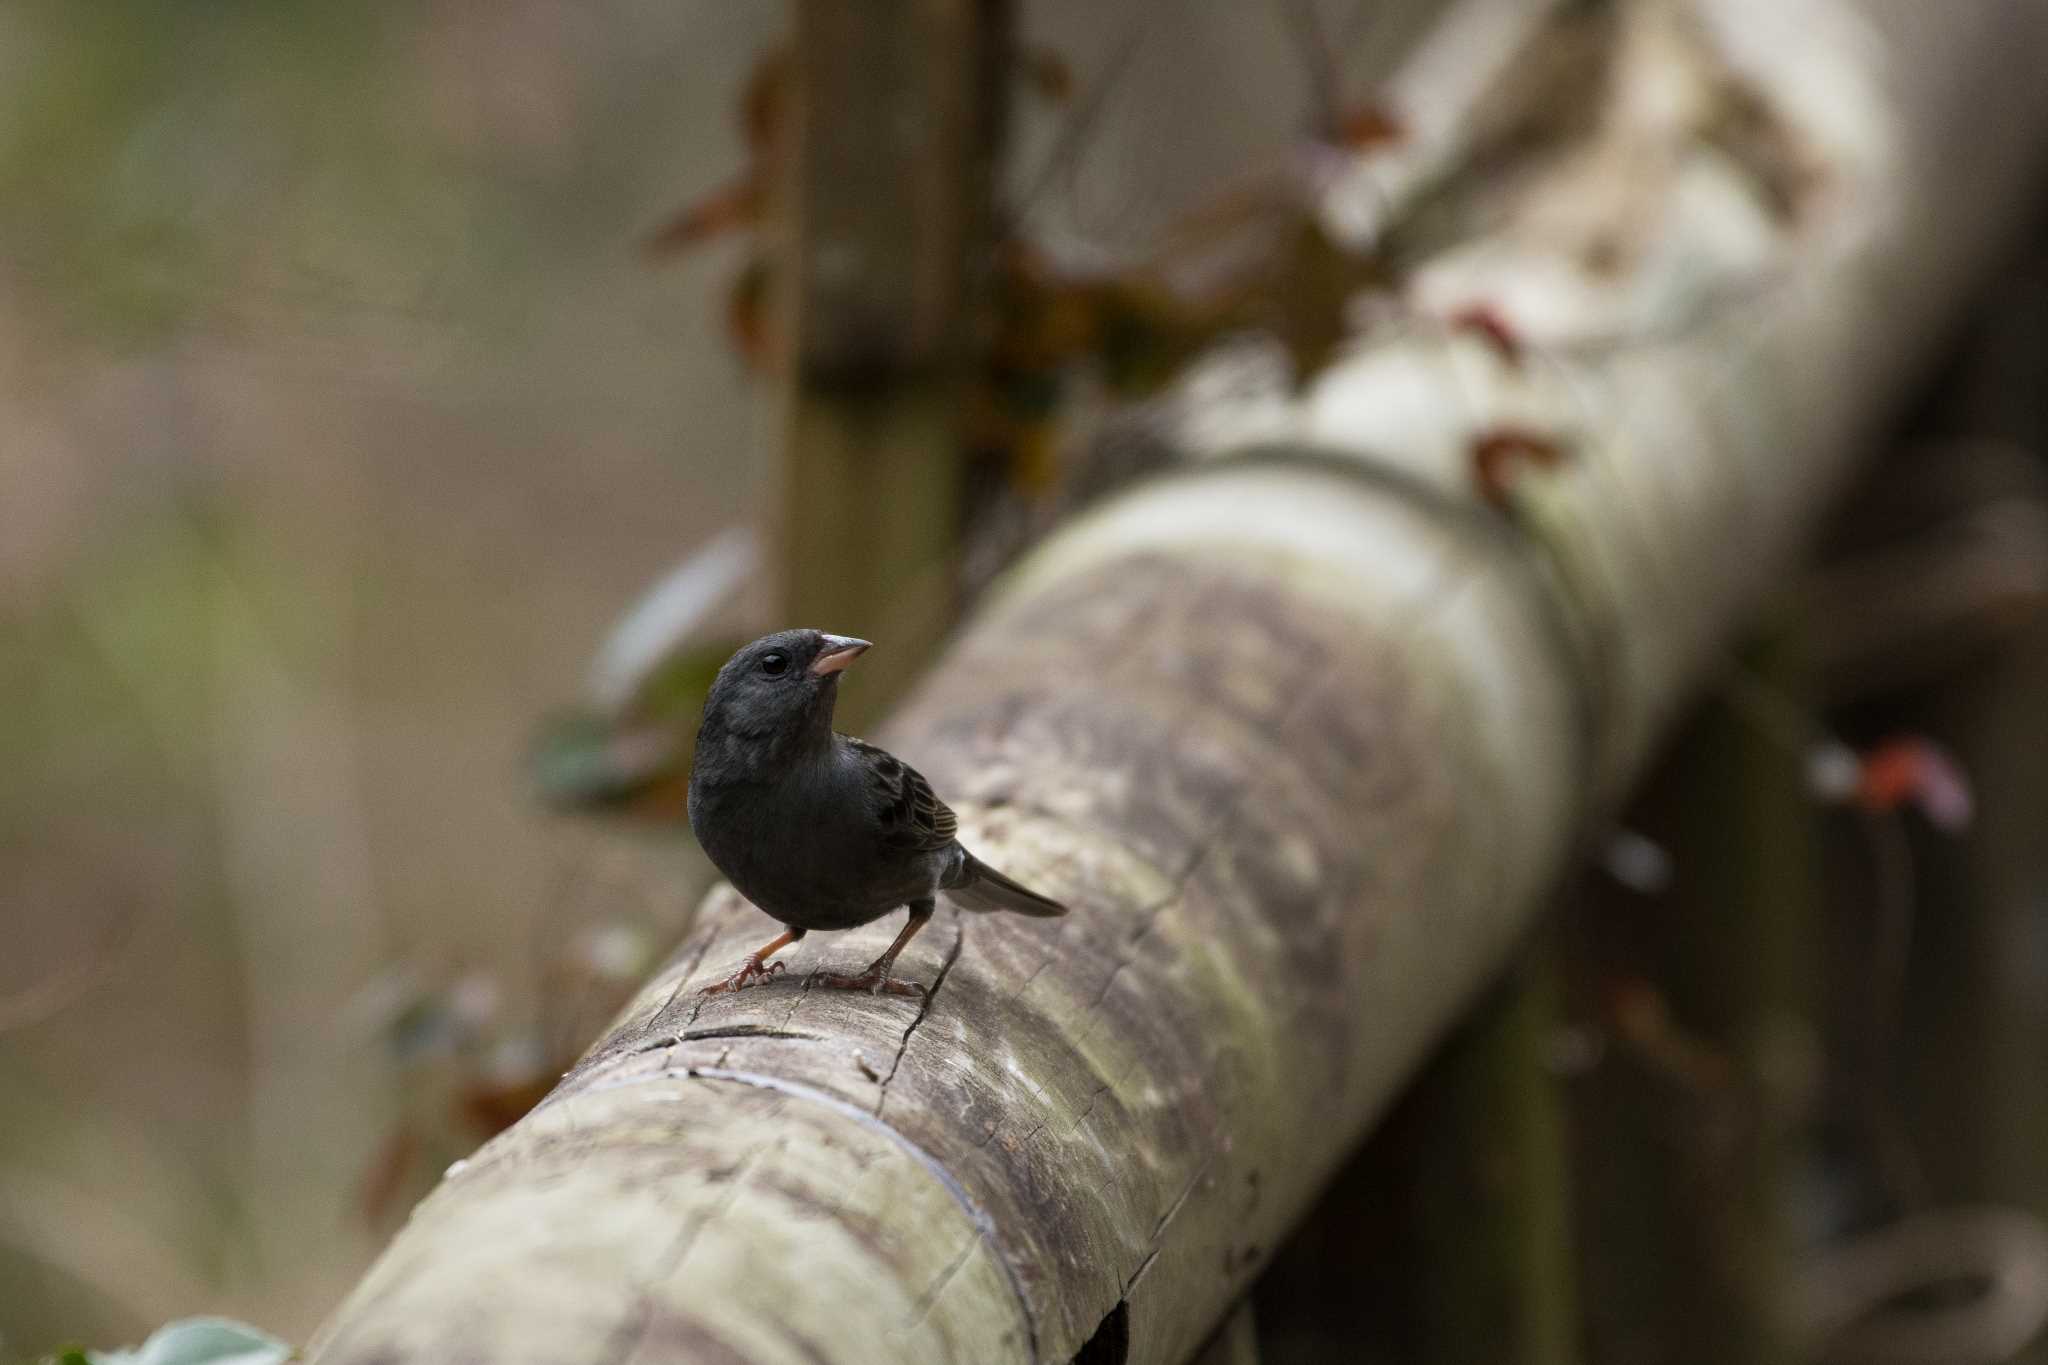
[1253,946,1577,1365]
[774,0,1009,725]
[1406,948,1579,1365]
[1914,638,2048,1210]
[1903,248,2048,1245]
[1571,631,1820,1365]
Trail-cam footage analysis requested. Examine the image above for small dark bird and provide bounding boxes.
[688,630,1066,996]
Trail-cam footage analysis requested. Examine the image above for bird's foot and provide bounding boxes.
[814,966,924,998]
[700,957,787,996]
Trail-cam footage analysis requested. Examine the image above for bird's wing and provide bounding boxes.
[846,737,958,854]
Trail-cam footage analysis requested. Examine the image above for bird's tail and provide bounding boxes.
[947,851,1067,917]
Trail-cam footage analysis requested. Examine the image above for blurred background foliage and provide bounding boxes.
[0,0,784,1350]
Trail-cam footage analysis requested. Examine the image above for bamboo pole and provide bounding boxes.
[774,0,1008,725]
[308,3,2048,1362]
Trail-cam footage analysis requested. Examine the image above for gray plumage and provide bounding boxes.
[687,629,1064,995]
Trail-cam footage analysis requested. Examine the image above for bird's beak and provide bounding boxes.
[809,634,871,676]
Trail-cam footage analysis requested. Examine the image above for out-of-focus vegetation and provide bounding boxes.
[0,1,784,1354]
[48,1315,289,1365]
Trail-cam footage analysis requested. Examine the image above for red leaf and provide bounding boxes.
[1471,427,1567,506]
[1447,304,1524,366]
[1855,736,1974,832]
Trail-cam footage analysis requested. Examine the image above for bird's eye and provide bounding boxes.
[759,651,789,676]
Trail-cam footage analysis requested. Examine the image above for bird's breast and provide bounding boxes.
[689,774,937,931]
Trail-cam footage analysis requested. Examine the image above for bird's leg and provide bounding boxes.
[701,927,805,995]
[815,900,934,997]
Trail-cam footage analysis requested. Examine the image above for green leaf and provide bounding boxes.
[79,1317,292,1365]
[583,528,757,714]
[529,710,687,810]
[531,526,756,813]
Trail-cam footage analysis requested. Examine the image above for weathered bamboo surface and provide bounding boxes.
[314,466,1582,1363]
[308,2,2048,1362]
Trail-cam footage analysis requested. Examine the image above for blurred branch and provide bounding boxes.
[1797,1207,2048,1365]
[202,538,395,1323]
[1802,438,2048,700]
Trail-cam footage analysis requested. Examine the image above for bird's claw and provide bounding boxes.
[815,968,924,998]
[700,956,787,996]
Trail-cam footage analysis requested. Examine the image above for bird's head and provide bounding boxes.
[697,629,870,755]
